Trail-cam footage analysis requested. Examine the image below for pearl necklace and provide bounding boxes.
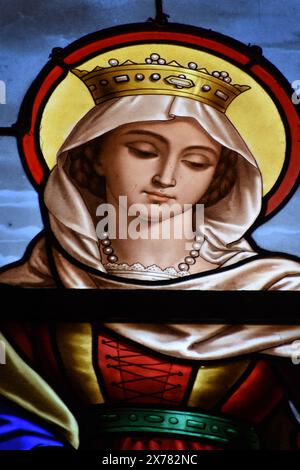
[99,232,203,274]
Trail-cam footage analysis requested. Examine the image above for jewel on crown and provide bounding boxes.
[72,52,250,113]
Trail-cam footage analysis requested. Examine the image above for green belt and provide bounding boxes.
[89,407,260,449]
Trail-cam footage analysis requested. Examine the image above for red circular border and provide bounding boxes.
[21,30,300,216]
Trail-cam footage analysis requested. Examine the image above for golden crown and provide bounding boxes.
[72,52,251,113]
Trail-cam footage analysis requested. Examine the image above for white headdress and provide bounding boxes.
[44,94,261,271]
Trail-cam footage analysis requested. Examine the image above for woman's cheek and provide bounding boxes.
[182,174,212,204]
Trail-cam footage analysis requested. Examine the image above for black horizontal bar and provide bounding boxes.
[0,288,299,323]
[0,126,17,136]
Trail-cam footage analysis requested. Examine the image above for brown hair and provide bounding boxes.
[68,137,106,200]
[68,135,238,208]
[201,146,238,207]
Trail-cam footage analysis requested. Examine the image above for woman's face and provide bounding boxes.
[94,117,221,219]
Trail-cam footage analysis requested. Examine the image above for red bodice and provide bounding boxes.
[2,323,288,450]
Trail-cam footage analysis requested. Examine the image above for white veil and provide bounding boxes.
[44,94,262,271]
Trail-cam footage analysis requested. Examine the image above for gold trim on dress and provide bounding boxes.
[0,332,79,448]
[188,359,251,409]
[56,323,105,404]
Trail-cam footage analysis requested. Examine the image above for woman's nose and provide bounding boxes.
[152,158,177,188]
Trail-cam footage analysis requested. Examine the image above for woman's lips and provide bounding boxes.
[143,191,174,202]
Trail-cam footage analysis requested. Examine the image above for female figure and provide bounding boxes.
[1,53,300,450]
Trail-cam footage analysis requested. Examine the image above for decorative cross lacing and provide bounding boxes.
[98,333,193,405]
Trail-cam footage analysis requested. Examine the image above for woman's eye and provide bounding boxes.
[128,146,158,158]
[183,160,210,169]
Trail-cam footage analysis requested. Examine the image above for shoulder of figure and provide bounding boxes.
[0,233,56,288]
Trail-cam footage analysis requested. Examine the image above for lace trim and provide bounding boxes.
[104,262,189,278]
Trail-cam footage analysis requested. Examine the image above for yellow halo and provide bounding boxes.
[40,43,286,196]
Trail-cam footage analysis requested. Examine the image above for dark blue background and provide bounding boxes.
[0,0,299,266]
